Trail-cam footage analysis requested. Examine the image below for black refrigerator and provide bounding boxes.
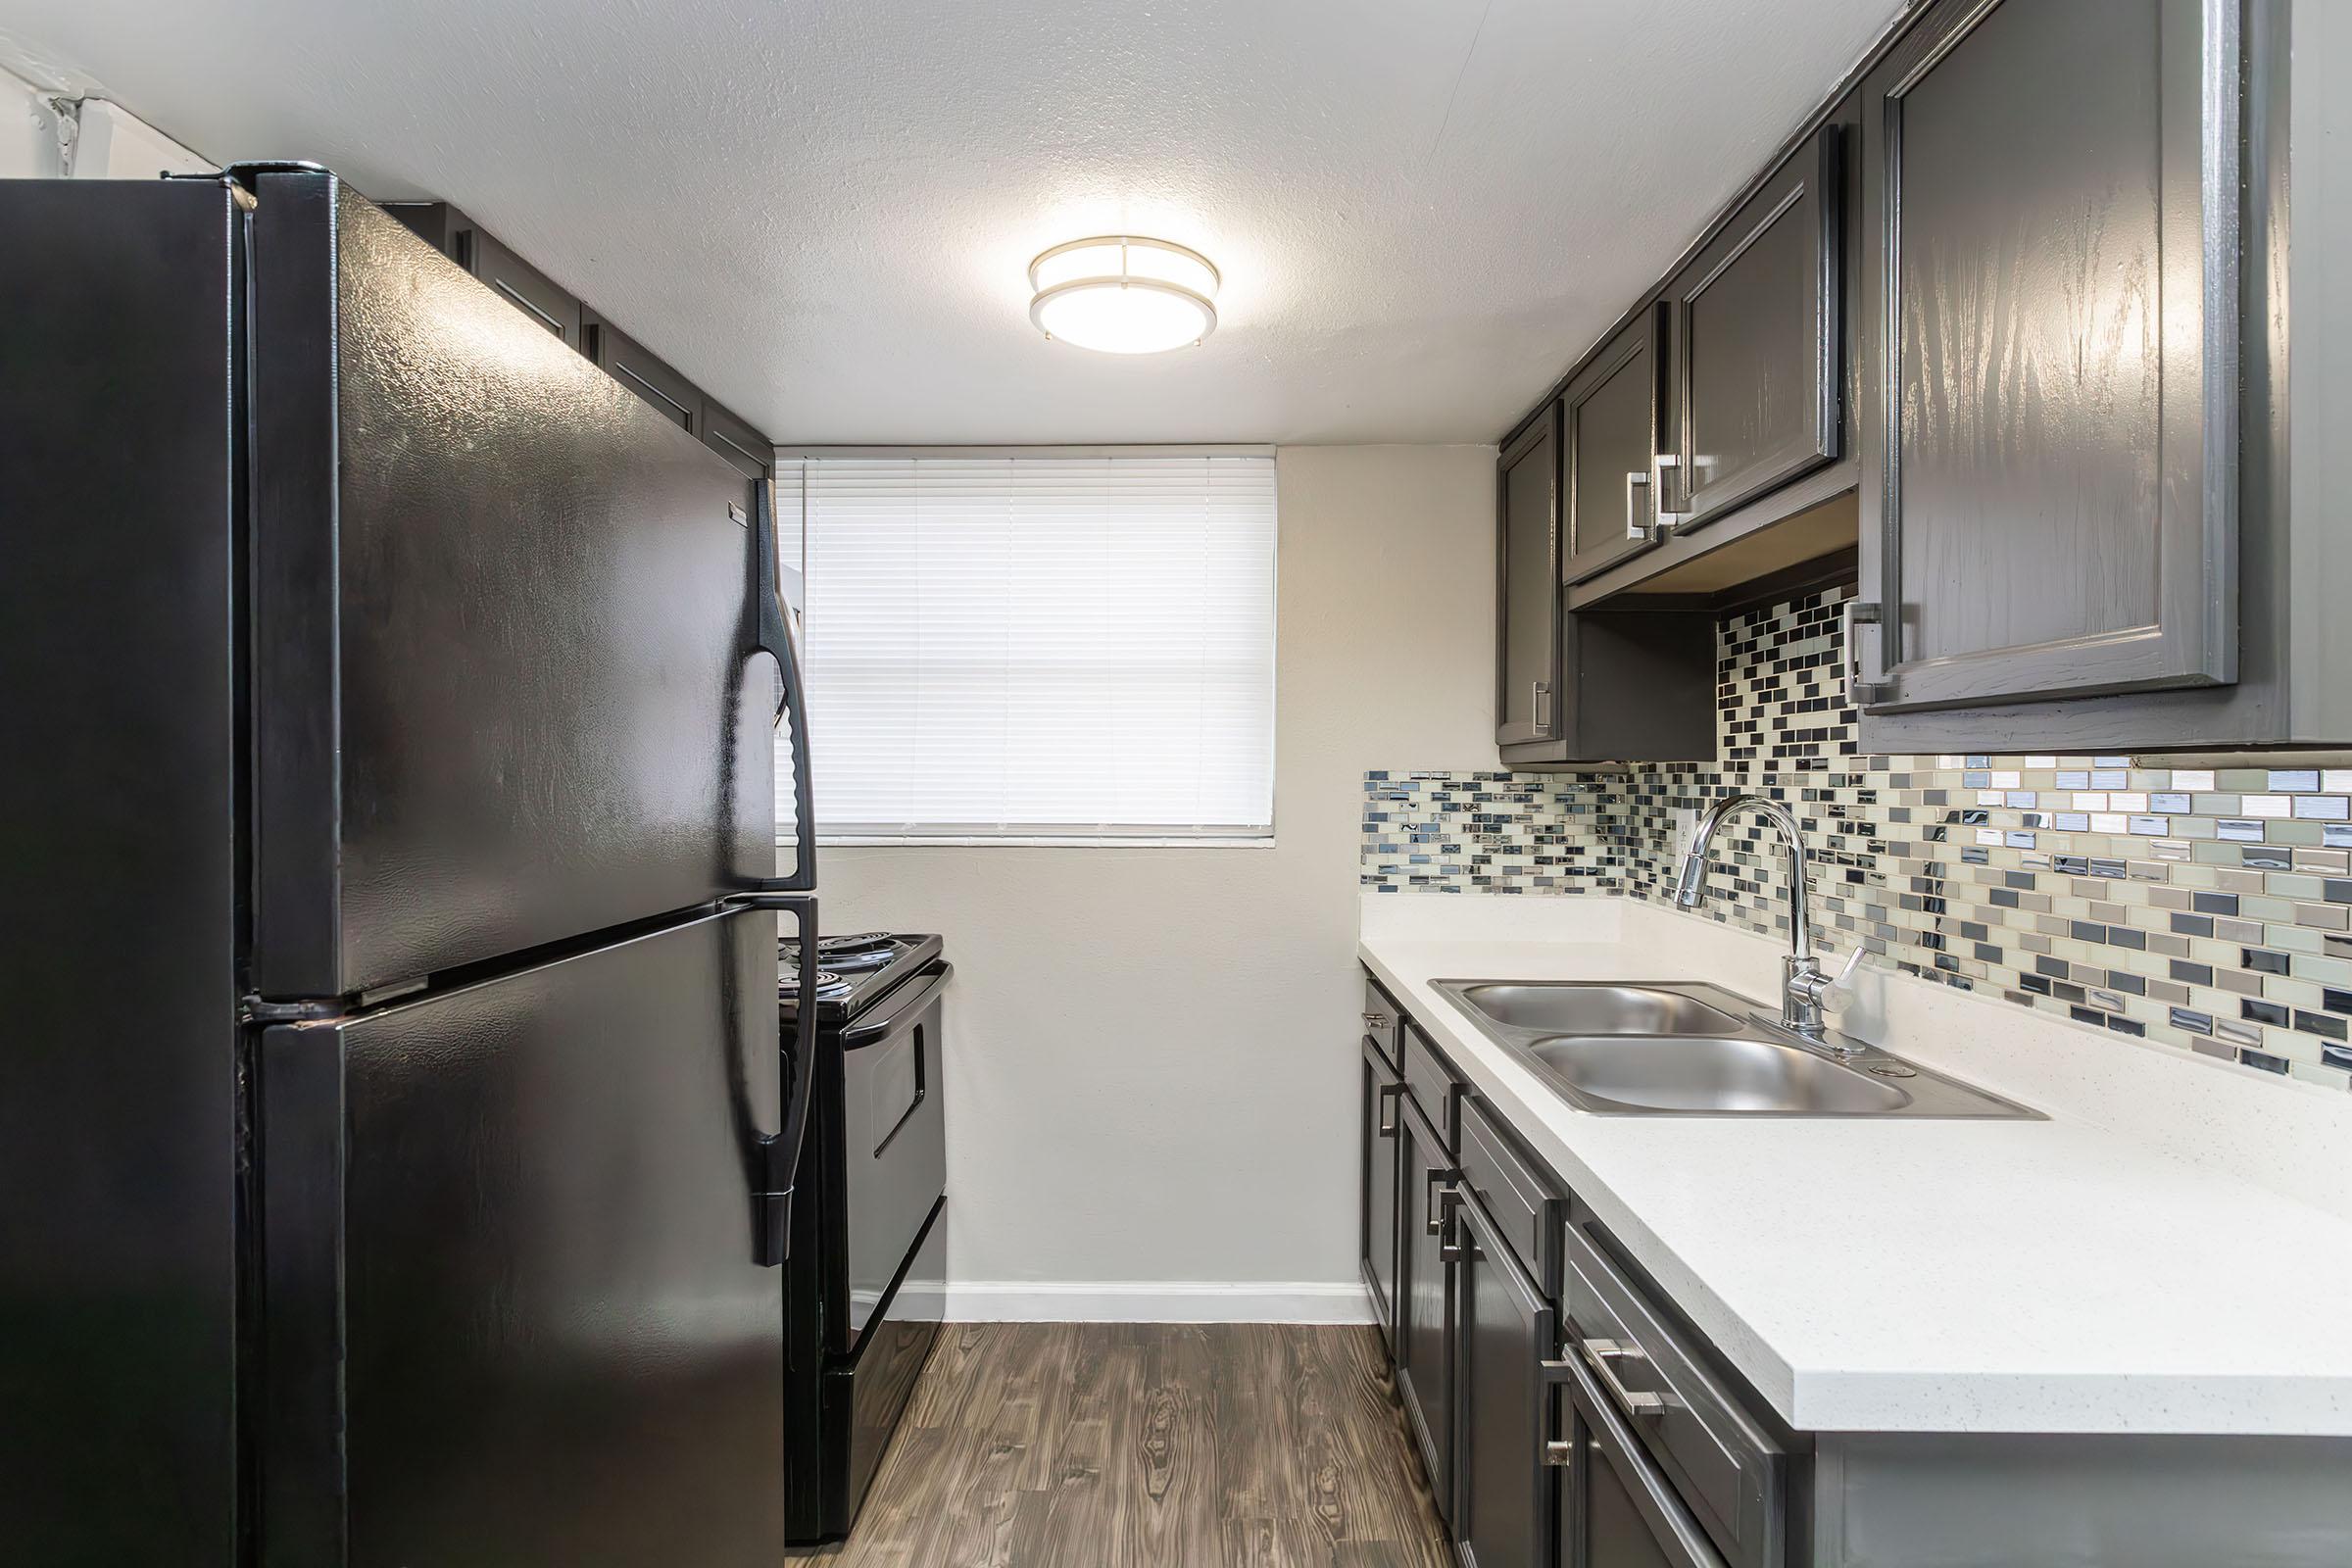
[0,167,821,1566]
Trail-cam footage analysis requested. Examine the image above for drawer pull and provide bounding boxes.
[1428,1180,1461,1235]
[1543,1439,1577,1469]
[1584,1337,1671,1417]
[1362,1010,1392,1032]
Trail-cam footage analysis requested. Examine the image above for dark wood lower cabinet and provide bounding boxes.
[1559,1349,1728,1568]
[1360,1035,1402,1349]
[1357,978,2352,1567]
[1451,1192,1557,1568]
[1395,1099,1454,1519]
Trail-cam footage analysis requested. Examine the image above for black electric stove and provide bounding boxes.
[778,930,944,1024]
[778,930,951,1544]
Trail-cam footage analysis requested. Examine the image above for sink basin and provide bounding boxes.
[1526,1033,1912,1114]
[1452,982,1747,1036]
[1427,978,2039,1119]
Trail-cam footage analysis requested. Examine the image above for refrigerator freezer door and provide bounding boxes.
[248,172,779,1001]
[259,902,805,1567]
[0,177,242,1567]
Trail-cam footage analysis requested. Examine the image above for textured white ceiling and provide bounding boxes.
[5,0,1902,444]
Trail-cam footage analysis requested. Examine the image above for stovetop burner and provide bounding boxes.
[779,932,944,1025]
[778,966,855,1002]
[819,946,898,973]
[818,931,897,955]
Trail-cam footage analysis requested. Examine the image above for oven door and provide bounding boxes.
[834,961,951,1354]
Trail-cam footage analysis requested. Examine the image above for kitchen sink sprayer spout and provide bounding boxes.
[1674,793,1844,1045]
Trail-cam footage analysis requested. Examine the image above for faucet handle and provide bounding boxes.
[1794,946,1864,999]
[1784,946,1864,1039]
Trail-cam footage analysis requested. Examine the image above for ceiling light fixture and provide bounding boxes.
[1027,235,1218,354]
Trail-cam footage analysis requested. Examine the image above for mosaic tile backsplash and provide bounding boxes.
[1360,772,1614,894]
[1363,585,2352,1095]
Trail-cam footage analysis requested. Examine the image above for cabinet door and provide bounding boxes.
[1395,1103,1454,1521]
[1451,1194,1556,1568]
[584,312,702,434]
[1558,1353,1728,1568]
[1668,126,1841,534]
[703,398,773,481]
[1360,1036,1403,1349]
[1496,409,1561,747]
[1561,307,1667,585]
[1853,0,2239,711]
[464,227,583,350]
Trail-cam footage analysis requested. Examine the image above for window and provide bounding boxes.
[775,453,1277,842]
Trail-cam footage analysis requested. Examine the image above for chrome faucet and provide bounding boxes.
[1672,793,1846,1046]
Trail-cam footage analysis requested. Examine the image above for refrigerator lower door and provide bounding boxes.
[246,171,783,1000]
[258,904,805,1567]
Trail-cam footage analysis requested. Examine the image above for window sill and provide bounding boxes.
[795,834,1278,850]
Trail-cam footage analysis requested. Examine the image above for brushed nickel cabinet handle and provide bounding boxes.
[1533,679,1552,732]
[1841,596,1890,706]
[1624,470,1651,540]
[1583,1338,1670,1416]
[1651,452,1685,530]
[1376,1081,1401,1138]
[1426,1179,1460,1235]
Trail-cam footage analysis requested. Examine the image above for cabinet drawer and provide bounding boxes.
[1361,974,1403,1072]
[1401,1021,1460,1150]
[1457,1097,1561,1293]
[1563,1222,1785,1568]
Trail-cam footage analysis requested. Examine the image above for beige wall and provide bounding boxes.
[813,444,1495,1302]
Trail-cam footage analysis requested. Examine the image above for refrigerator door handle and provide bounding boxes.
[731,892,820,1264]
[742,477,816,893]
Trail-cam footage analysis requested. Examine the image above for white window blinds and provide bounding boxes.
[774,454,1277,840]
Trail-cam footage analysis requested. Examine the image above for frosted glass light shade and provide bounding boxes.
[1027,236,1219,354]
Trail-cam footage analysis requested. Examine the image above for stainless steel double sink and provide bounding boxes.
[1431,979,2037,1118]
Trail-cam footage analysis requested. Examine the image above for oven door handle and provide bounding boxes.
[842,960,955,1050]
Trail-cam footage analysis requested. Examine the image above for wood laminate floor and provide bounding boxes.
[790,1322,1455,1567]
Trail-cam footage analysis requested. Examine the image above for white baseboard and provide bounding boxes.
[945,1280,1375,1325]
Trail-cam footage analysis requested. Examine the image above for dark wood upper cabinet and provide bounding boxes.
[383,201,581,351]
[701,398,772,481]
[1561,307,1668,585]
[383,203,779,481]
[1666,125,1841,536]
[1851,0,2239,714]
[381,200,466,263]
[582,311,701,433]
[465,227,583,351]
[1496,399,1716,767]
[1497,409,1563,750]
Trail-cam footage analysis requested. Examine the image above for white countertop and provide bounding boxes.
[1359,894,2352,1437]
